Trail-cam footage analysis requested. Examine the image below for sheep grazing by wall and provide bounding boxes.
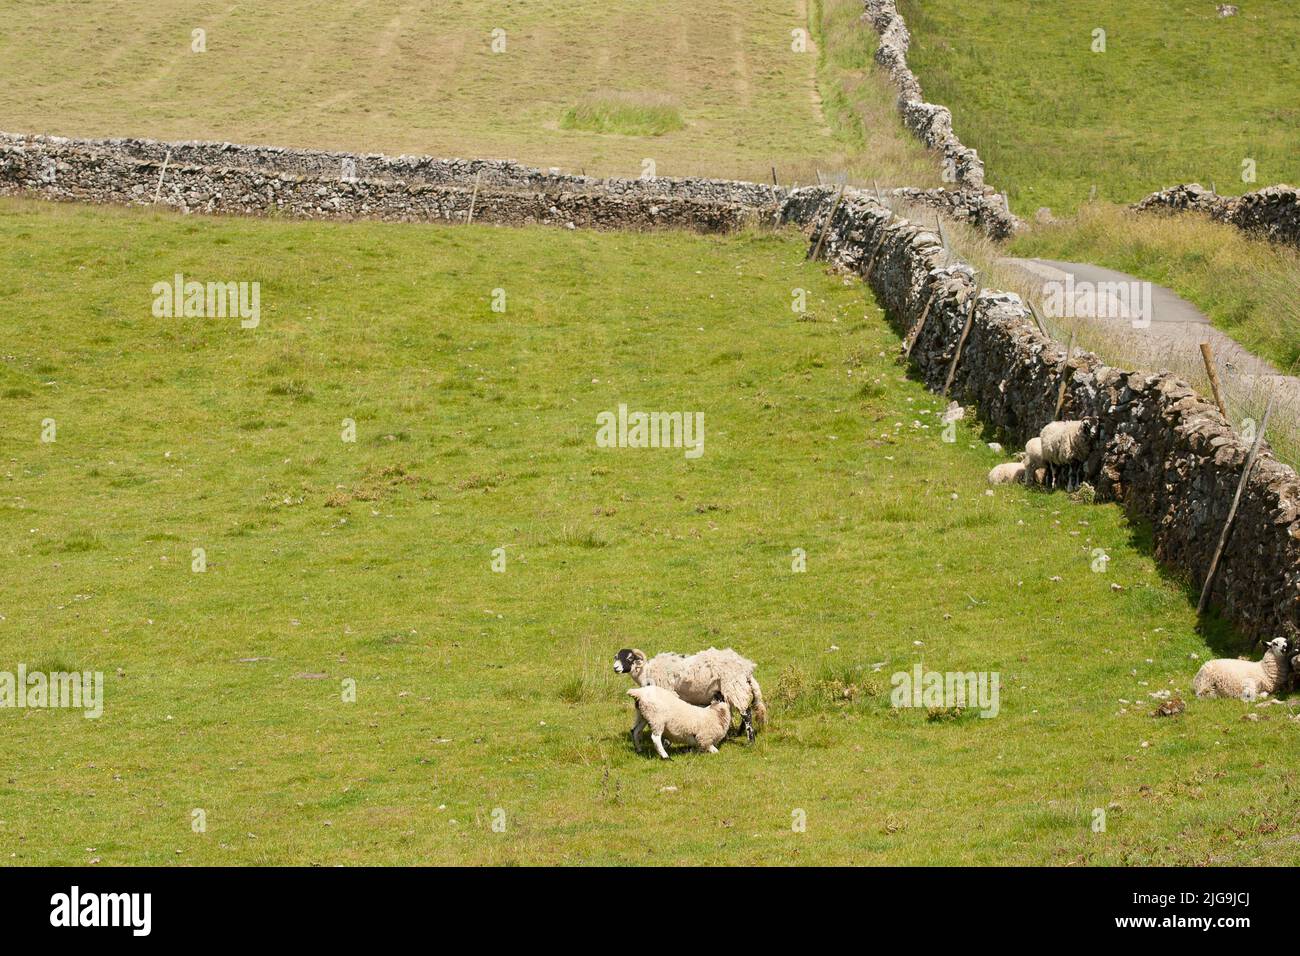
[626,686,731,759]
[987,461,1025,485]
[613,647,767,741]
[1192,637,1291,700]
[1039,419,1098,491]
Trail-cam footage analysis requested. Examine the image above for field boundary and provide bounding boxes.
[0,133,761,233]
[0,131,1013,236]
[861,0,1017,238]
[0,132,783,207]
[1136,182,1300,250]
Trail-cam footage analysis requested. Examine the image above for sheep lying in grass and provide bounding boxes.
[627,686,730,759]
[1039,418,1098,491]
[1193,637,1291,700]
[987,461,1026,485]
[1023,437,1047,486]
[613,647,767,741]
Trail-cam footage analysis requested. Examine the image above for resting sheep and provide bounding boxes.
[987,461,1026,485]
[627,686,730,758]
[1039,418,1098,491]
[1193,637,1290,700]
[613,646,767,741]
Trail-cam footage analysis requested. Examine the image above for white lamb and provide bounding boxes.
[1023,437,1047,486]
[613,646,767,741]
[1039,418,1098,491]
[627,686,730,758]
[987,461,1025,485]
[1192,637,1291,701]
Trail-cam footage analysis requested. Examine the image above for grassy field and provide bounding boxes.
[1,198,1297,865]
[0,0,935,187]
[892,0,1300,214]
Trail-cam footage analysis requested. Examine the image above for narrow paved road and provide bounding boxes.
[1000,257,1300,432]
[1003,257,1280,378]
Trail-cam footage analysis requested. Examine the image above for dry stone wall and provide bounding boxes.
[865,0,983,190]
[0,132,782,207]
[863,0,1019,240]
[1136,182,1300,249]
[785,185,1300,643]
[888,184,1016,240]
[0,131,1017,238]
[0,134,761,233]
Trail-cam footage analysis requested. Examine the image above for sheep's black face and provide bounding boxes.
[613,649,637,674]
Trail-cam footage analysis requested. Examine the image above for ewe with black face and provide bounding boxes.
[613,646,767,741]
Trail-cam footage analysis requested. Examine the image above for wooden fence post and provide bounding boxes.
[1199,342,1230,421]
[1197,395,1275,616]
[1051,330,1076,421]
[808,183,846,262]
[904,285,939,358]
[467,171,481,225]
[863,228,890,282]
[153,150,172,204]
[943,281,981,396]
[1027,301,1049,339]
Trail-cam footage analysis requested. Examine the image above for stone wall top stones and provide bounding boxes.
[1136,181,1300,249]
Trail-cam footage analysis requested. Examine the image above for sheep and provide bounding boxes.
[987,461,1026,485]
[613,646,767,741]
[1039,418,1098,491]
[1192,637,1291,701]
[626,686,730,758]
[1023,437,1047,486]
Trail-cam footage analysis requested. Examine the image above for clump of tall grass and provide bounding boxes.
[774,661,885,715]
[553,525,609,549]
[557,636,616,704]
[560,93,684,137]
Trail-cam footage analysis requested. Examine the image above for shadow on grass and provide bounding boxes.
[1118,512,1254,660]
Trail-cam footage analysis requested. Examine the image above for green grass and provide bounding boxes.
[2,198,1297,865]
[559,95,685,137]
[890,0,1300,214]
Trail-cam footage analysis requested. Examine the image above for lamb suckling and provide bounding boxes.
[1192,637,1291,701]
[626,685,730,759]
[613,646,767,741]
[987,461,1026,485]
[1023,437,1046,486]
[1039,418,1098,491]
